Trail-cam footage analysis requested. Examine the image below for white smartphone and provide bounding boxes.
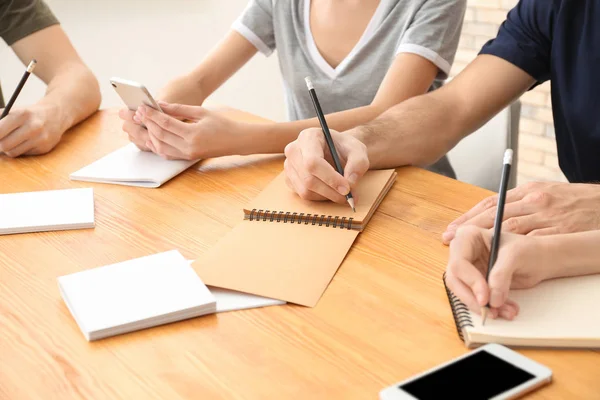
[110,77,163,113]
[379,344,552,400]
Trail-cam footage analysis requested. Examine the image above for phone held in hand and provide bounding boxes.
[110,77,163,113]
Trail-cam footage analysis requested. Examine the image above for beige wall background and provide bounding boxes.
[0,0,565,185]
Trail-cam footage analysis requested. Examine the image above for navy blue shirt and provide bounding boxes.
[480,0,600,183]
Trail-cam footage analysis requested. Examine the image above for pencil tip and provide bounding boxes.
[347,198,356,212]
[481,307,488,326]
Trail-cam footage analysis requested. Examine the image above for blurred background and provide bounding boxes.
[0,0,566,184]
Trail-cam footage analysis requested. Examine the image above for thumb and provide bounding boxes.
[487,259,514,308]
[158,102,205,119]
[342,140,369,187]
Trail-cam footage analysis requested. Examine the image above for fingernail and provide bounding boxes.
[158,101,168,106]
[337,185,349,195]
[137,106,145,115]
[490,308,499,319]
[447,223,457,231]
[133,115,141,123]
[442,231,455,242]
[476,291,486,305]
[347,173,358,185]
[490,289,504,307]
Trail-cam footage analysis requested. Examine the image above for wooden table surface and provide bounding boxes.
[1,109,598,399]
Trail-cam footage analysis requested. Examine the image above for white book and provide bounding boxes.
[0,188,95,235]
[186,260,285,312]
[70,143,199,188]
[58,250,216,341]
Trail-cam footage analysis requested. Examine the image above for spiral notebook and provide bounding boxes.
[193,169,397,307]
[70,143,199,188]
[444,273,600,348]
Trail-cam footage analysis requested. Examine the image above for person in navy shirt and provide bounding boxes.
[282,0,600,241]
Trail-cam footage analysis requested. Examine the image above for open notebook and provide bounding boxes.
[70,143,199,188]
[193,169,397,307]
[444,273,600,348]
[0,188,94,235]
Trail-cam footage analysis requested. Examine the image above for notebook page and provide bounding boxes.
[70,143,198,187]
[193,221,359,307]
[0,188,94,235]
[466,275,600,342]
[244,170,396,225]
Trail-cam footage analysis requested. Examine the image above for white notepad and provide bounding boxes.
[58,250,216,341]
[445,274,600,348]
[0,188,95,235]
[70,143,199,188]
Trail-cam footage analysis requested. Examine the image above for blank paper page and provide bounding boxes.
[468,274,600,340]
[58,250,215,334]
[70,143,198,187]
[0,188,95,235]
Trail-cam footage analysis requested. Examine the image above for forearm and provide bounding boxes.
[37,63,100,133]
[540,231,600,279]
[349,91,467,169]
[158,31,257,105]
[235,105,382,155]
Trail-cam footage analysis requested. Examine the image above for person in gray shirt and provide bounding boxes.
[121,0,465,177]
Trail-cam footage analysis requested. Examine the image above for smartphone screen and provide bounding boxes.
[400,350,535,399]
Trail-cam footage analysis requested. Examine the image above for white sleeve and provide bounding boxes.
[396,0,467,79]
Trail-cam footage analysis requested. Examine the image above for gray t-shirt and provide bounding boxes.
[233,0,466,177]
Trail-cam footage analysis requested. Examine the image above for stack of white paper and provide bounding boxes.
[58,250,216,341]
[70,143,199,188]
[0,188,95,235]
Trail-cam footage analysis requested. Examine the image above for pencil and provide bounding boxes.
[481,149,513,326]
[1,59,37,120]
[305,77,355,212]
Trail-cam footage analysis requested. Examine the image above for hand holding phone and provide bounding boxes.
[380,344,552,400]
[112,77,162,151]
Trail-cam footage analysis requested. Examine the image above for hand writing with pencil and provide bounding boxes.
[445,226,600,321]
[283,127,369,205]
[0,104,64,157]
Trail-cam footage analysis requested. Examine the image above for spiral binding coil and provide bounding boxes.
[247,209,354,230]
[443,272,473,342]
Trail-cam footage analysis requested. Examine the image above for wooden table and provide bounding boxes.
[1,109,598,399]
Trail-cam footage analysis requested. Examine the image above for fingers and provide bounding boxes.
[527,227,559,236]
[284,159,329,201]
[0,109,28,141]
[497,299,519,320]
[3,139,33,158]
[487,260,516,309]
[342,141,369,187]
[143,118,188,157]
[147,132,185,160]
[0,124,32,155]
[284,129,349,204]
[138,105,190,138]
[118,108,142,125]
[122,121,150,151]
[158,101,206,120]
[442,189,529,244]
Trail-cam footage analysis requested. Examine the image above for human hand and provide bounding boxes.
[118,107,151,151]
[0,105,64,157]
[442,182,600,244]
[444,226,553,320]
[283,128,369,204]
[135,102,239,160]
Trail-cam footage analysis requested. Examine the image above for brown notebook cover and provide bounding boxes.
[193,169,397,307]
